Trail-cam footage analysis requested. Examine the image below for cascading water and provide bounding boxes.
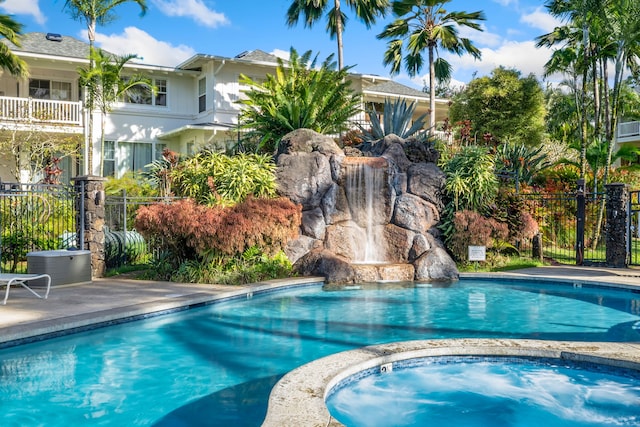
[343,158,387,264]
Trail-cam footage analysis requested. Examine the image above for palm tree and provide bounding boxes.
[286,0,389,70]
[539,0,640,250]
[537,0,608,179]
[0,14,28,77]
[378,0,485,132]
[79,48,153,176]
[63,0,148,174]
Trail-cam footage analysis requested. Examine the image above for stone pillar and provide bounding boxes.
[73,176,106,278]
[605,183,629,268]
[531,233,543,262]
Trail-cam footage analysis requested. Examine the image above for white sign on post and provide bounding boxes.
[468,245,487,262]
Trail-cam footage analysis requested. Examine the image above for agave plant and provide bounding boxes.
[360,97,428,141]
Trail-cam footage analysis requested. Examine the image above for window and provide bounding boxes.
[103,141,164,177]
[155,79,167,106]
[103,141,115,177]
[155,143,166,160]
[29,79,71,100]
[29,79,50,99]
[123,78,167,106]
[51,81,71,100]
[198,77,206,113]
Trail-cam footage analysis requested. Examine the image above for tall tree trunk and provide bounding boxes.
[334,0,344,70]
[428,43,435,135]
[86,20,96,175]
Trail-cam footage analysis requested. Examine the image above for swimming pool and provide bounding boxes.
[0,278,639,426]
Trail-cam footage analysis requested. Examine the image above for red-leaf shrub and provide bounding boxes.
[134,197,301,260]
[449,210,509,261]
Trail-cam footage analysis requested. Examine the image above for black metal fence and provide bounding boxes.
[0,182,78,273]
[517,190,606,265]
[104,192,180,269]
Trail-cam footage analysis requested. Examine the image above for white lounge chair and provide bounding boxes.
[0,273,51,305]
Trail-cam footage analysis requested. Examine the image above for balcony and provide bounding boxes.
[0,96,84,133]
[617,120,640,144]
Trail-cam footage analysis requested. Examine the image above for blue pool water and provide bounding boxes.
[0,279,639,426]
[326,356,640,427]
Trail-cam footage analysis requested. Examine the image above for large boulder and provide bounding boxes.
[413,247,459,282]
[276,151,334,208]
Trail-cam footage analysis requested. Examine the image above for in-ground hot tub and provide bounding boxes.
[263,339,640,427]
[326,355,640,427]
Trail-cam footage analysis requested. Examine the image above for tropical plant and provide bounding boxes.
[557,140,640,193]
[538,0,640,250]
[441,145,498,212]
[449,67,547,147]
[79,48,153,176]
[378,0,485,131]
[170,150,277,206]
[104,171,157,196]
[142,148,179,198]
[0,14,28,77]
[63,0,148,174]
[286,0,389,70]
[439,145,498,251]
[238,48,361,153]
[495,143,551,193]
[360,97,428,141]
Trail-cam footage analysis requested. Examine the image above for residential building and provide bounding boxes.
[0,32,451,182]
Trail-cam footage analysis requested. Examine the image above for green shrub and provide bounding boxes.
[104,172,158,196]
[172,248,293,285]
[171,151,277,206]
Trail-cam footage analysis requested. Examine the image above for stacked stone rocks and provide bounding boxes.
[276,128,458,284]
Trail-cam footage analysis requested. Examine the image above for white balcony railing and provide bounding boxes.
[618,121,640,139]
[0,96,83,127]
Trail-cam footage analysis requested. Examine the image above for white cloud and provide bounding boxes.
[458,25,502,48]
[151,0,229,28]
[448,40,553,81]
[92,27,196,67]
[492,0,517,6]
[270,49,290,61]
[520,7,563,33]
[0,0,46,25]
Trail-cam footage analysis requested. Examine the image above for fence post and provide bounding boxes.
[605,183,629,268]
[575,179,585,266]
[73,175,106,278]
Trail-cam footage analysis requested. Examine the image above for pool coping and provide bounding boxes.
[262,339,640,427]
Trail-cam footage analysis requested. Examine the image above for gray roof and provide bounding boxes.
[8,32,91,60]
[234,49,282,64]
[365,80,429,99]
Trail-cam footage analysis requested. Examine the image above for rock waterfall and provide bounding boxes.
[276,129,458,284]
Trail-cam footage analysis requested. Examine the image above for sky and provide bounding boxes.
[1,0,564,90]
